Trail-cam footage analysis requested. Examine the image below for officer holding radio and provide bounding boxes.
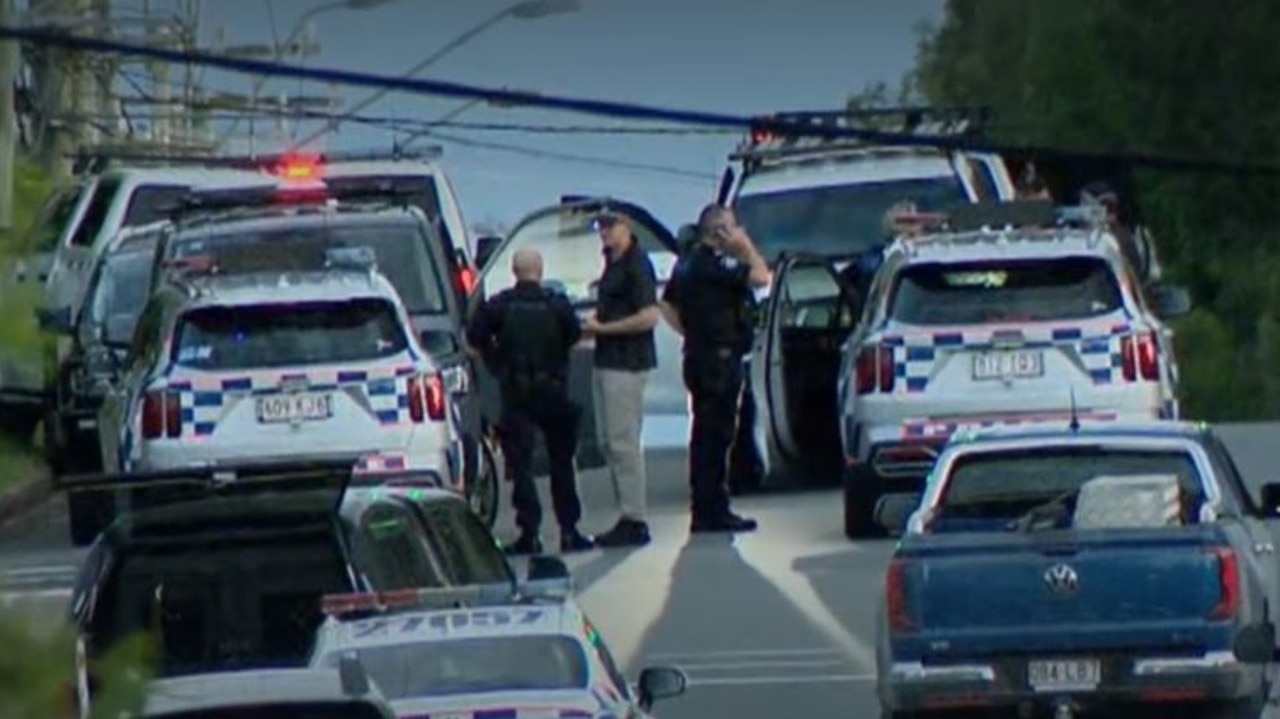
[658,204,771,533]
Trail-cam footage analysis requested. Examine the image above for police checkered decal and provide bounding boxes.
[881,322,1131,393]
[167,365,418,436]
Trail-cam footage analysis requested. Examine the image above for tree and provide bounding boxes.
[907,0,1280,419]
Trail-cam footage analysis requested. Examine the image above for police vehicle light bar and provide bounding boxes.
[321,584,521,618]
[891,201,1110,240]
[69,145,444,176]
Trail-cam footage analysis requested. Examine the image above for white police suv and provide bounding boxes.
[97,248,462,482]
[309,578,689,719]
[838,203,1194,538]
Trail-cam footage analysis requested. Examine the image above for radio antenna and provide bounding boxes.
[1068,387,1081,432]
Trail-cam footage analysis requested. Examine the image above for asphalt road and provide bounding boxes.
[0,423,1275,718]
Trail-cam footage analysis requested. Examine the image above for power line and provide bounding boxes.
[6,23,1280,177]
[425,130,719,181]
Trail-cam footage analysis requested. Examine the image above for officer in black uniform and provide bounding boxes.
[659,204,772,532]
[466,248,594,555]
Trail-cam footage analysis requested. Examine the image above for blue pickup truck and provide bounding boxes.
[873,419,1280,719]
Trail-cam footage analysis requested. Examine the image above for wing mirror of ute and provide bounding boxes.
[36,306,73,335]
[474,236,502,270]
[874,492,923,534]
[1259,482,1280,518]
[637,666,688,711]
[1232,622,1278,664]
[1150,284,1192,320]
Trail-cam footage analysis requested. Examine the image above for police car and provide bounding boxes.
[97,249,463,487]
[136,663,398,719]
[309,581,689,719]
[838,203,1194,538]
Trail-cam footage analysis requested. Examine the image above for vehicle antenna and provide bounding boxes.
[1068,387,1080,432]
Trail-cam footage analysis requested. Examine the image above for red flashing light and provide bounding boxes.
[458,266,477,294]
[321,589,424,616]
[276,153,323,183]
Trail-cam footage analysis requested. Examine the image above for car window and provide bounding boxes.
[80,243,156,347]
[347,502,447,590]
[480,206,673,304]
[934,446,1205,530]
[170,221,449,314]
[321,635,588,699]
[888,256,1123,326]
[122,184,190,227]
[1204,433,1257,515]
[26,185,82,254]
[171,298,409,371]
[735,175,968,260]
[416,501,512,586]
[69,177,120,248]
[776,262,856,330]
[128,299,166,367]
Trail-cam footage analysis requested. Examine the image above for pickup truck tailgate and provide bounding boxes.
[893,527,1234,656]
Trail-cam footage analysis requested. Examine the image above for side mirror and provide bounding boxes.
[526,555,570,582]
[874,492,923,534]
[37,306,73,334]
[1150,284,1192,320]
[1260,482,1280,518]
[474,236,502,270]
[1232,622,1277,664]
[637,666,687,710]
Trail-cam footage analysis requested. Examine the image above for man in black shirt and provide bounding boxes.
[466,248,594,555]
[582,210,659,547]
[659,204,771,533]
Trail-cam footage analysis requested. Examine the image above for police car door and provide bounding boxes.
[469,198,679,471]
[952,151,1017,202]
[751,253,860,480]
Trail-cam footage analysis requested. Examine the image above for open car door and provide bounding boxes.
[469,197,680,471]
[750,253,860,485]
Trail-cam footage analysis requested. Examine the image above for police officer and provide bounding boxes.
[659,204,772,532]
[466,248,594,555]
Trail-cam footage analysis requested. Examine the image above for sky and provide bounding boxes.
[105,0,944,233]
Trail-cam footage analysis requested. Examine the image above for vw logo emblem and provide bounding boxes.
[1044,563,1079,595]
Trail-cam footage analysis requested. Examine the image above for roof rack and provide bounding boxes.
[162,244,382,288]
[730,106,991,164]
[70,145,444,176]
[889,200,1107,239]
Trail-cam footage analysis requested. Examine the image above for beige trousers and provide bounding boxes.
[592,368,650,521]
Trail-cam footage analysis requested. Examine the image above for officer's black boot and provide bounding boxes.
[504,533,543,556]
[560,527,595,553]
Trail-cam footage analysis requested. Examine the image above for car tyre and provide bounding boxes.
[844,465,885,540]
[467,434,501,529]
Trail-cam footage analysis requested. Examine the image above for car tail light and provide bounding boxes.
[140,389,182,439]
[276,152,322,182]
[886,558,916,633]
[407,373,447,423]
[1120,331,1160,382]
[457,266,476,294]
[855,345,895,394]
[1208,547,1238,620]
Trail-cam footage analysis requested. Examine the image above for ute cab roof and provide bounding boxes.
[949,418,1209,446]
[141,666,395,718]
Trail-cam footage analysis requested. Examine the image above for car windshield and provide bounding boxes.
[888,256,1123,326]
[81,242,157,346]
[934,447,1205,529]
[320,635,588,699]
[149,702,390,719]
[169,222,447,314]
[172,298,409,370]
[734,175,967,260]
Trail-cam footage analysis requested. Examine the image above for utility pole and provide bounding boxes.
[31,0,72,178]
[0,0,17,232]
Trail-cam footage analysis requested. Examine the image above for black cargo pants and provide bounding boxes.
[500,385,583,535]
[682,348,745,522]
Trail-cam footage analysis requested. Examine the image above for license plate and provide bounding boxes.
[255,393,333,424]
[1027,658,1101,692]
[972,350,1043,380]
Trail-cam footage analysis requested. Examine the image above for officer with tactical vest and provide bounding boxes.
[659,204,772,533]
[466,248,594,555]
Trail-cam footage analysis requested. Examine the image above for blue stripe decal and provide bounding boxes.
[309,383,339,392]
[337,370,368,383]
[1111,354,1125,368]
[368,379,396,396]
[194,422,216,436]
[1080,340,1110,355]
[882,336,905,347]
[894,363,906,378]
[193,392,221,407]
[905,346,934,362]
[932,332,964,346]
[180,408,194,423]
[222,377,252,391]
[375,409,400,424]
[168,380,192,391]
[1051,327,1083,341]
[397,394,410,408]
[474,710,518,719]
[396,366,417,377]
[906,376,928,392]
[1089,368,1112,383]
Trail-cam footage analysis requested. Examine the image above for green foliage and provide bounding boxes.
[0,155,55,351]
[906,0,1280,420]
[0,606,153,719]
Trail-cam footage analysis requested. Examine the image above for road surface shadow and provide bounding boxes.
[790,541,898,643]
